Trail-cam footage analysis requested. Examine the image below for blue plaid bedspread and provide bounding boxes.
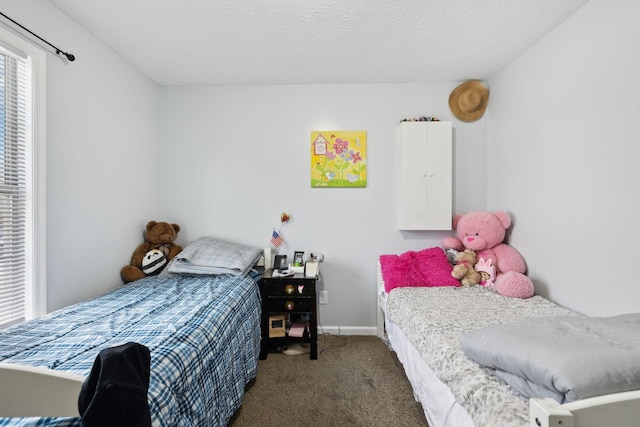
[0,272,262,427]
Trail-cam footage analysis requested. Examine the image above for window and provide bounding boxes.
[0,27,46,330]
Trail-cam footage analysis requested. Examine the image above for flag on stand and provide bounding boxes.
[270,229,283,247]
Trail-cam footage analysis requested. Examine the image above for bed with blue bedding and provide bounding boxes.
[0,268,262,426]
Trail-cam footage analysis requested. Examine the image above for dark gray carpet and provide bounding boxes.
[229,335,428,427]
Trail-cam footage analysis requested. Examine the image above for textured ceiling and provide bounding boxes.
[49,0,590,86]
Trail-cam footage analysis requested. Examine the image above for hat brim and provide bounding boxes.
[449,80,489,122]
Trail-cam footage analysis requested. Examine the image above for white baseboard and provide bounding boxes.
[317,326,377,336]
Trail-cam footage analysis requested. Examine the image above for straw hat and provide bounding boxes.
[448,80,489,122]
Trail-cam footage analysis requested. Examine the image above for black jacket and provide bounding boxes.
[78,342,151,427]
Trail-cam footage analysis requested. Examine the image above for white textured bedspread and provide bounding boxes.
[386,286,577,427]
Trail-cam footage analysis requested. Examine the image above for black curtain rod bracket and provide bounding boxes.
[0,12,75,61]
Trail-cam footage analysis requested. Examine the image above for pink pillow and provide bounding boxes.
[380,247,460,293]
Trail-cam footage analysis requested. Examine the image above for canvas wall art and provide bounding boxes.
[310,130,367,188]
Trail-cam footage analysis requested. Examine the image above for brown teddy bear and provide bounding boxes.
[121,221,183,283]
[451,249,481,286]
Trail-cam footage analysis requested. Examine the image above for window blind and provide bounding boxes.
[0,48,28,329]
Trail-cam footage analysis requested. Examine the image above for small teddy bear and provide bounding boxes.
[475,257,496,288]
[451,249,482,286]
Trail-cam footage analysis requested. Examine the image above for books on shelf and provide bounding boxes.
[288,321,307,338]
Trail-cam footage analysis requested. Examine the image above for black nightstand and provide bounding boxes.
[259,269,317,360]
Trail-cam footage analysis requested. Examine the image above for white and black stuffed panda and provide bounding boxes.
[141,249,167,276]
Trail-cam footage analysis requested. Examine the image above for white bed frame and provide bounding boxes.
[0,248,272,420]
[376,270,640,427]
[0,362,85,417]
[529,391,640,427]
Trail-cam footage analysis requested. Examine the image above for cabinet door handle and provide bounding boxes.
[285,300,295,310]
[285,284,295,295]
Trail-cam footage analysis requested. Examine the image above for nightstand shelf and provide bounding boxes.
[259,269,318,360]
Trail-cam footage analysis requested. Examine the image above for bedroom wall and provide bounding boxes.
[2,1,161,311]
[159,84,487,331]
[487,0,640,316]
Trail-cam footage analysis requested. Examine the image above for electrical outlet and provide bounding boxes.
[319,291,328,305]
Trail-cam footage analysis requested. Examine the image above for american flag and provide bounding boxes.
[270,230,283,247]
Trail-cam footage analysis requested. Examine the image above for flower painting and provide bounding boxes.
[311,130,367,188]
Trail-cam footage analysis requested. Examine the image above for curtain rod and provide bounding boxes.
[0,12,75,61]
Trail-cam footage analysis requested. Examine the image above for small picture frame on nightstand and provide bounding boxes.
[304,259,319,278]
[269,314,286,337]
[293,251,304,267]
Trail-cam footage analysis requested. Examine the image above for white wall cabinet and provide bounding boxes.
[397,121,452,230]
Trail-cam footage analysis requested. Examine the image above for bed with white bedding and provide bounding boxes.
[377,254,640,427]
[0,237,265,427]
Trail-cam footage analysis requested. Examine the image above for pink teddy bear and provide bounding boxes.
[442,211,534,298]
